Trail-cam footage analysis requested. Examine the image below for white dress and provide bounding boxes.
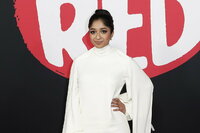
[62,45,153,133]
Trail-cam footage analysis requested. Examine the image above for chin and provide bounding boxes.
[96,46,103,48]
[94,45,103,48]
[94,44,108,48]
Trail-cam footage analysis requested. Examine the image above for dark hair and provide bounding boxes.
[88,9,114,33]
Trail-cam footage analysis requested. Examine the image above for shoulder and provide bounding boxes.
[73,48,93,63]
[112,47,132,63]
[113,48,140,66]
[111,47,142,69]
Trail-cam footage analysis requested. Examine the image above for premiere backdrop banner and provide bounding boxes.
[0,0,200,133]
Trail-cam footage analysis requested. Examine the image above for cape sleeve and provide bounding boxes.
[125,58,154,133]
[62,60,83,133]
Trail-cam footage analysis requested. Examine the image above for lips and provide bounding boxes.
[94,41,103,45]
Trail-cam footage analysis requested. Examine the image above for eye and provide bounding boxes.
[101,30,107,34]
[89,30,96,34]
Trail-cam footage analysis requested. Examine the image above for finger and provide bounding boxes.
[113,98,120,102]
[111,101,118,104]
[117,104,124,109]
[112,98,118,102]
[111,104,119,107]
[112,98,120,103]
[117,99,123,104]
[113,109,120,111]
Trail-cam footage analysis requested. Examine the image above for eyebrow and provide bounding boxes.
[89,27,108,30]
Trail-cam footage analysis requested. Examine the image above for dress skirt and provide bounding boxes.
[82,111,131,133]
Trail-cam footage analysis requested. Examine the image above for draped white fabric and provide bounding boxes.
[62,45,153,133]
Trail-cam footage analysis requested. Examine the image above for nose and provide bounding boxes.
[95,32,101,40]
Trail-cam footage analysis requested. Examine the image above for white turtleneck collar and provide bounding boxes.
[93,44,112,55]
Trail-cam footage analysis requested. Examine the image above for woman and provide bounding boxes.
[62,9,153,133]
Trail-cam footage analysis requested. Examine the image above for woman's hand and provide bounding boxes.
[111,98,126,114]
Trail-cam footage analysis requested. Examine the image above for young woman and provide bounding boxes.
[62,9,153,133]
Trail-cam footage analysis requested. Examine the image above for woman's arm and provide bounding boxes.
[62,60,82,133]
[126,58,154,133]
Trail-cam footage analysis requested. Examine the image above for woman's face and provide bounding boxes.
[89,19,113,48]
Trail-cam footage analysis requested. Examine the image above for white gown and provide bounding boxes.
[62,45,153,133]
